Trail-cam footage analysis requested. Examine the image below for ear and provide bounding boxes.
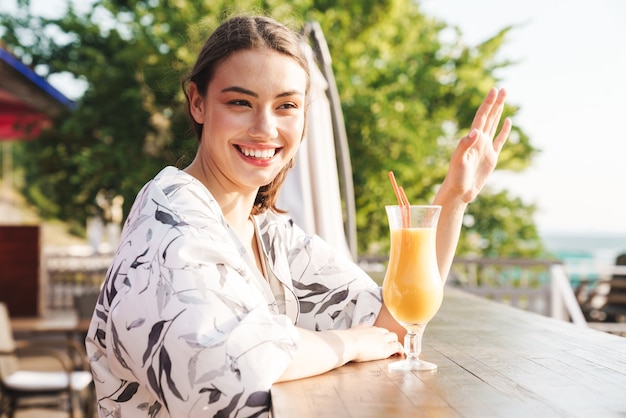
[188,82,206,124]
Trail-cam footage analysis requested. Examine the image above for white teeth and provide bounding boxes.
[239,146,276,159]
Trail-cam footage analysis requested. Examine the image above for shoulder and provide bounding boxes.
[120,167,233,262]
[136,166,224,225]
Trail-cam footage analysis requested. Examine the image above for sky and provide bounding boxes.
[421,0,626,236]
[2,0,626,236]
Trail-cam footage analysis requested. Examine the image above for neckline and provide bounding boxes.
[250,216,268,280]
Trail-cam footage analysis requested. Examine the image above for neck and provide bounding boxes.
[183,159,257,236]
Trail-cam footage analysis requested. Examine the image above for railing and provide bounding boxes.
[41,251,625,335]
[41,250,112,314]
[449,257,556,316]
[448,257,626,335]
[361,255,626,335]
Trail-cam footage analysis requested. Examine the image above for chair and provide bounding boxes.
[602,253,626,322]
[0,303,94,418]
[577,253,626,330]
[73,291,99,320]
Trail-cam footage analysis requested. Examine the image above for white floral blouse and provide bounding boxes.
[85,166,383,417]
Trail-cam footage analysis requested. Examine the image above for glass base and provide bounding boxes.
[388,357,437,372]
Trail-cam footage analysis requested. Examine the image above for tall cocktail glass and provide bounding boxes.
[382,205,443,371]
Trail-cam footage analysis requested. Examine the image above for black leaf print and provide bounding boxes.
[229,355,241,381]
[95,328,106,348]
[199,384,223,404]
[159,347,185,401]
[215,392,243,418]
[148,401,162,418]
[162,183,185,195]
[155,209,177,226]
[195,364,228,384]
[188,352,199,385]
[246,407,271,418]
[95,308,107,322]
[293,281,330,293]
[146,365,161,404]
[180,332,226,349]
[161,233,183,263]
[217,263,228,287]
[130,247,150,269]
[105,263,122,305]
[156,278,172,312]
[111,322,130,369]
[315,263,346,276]
[209,390,221,404]
[177,293,207,305]
[358,312,376,325]
[245,391,269,407]
[299,301,316,314]
[126,318,145,330]
[315,289,349,316]
[329,310,342,321]
[288,247,302,259]
[114,382,139,402]
[293,281,331,299]
[142,320,166,366]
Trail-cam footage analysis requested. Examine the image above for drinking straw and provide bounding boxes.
[388,171,411,227]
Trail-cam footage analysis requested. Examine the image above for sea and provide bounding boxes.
[541,232,626,284]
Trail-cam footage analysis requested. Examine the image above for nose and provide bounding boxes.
[248,108,278,139]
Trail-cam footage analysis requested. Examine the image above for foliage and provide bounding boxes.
[0,0,543,257]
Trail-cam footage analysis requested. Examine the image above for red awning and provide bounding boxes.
[0,89,52,140]
[0,47,75,141]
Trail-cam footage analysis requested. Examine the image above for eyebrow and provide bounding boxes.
[221,86,304,98]
[222,86,257,97]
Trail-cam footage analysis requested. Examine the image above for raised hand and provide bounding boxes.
[443,87,512,204]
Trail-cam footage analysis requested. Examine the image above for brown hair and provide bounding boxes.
[182,15,310,214]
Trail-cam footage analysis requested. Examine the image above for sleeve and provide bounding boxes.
[284,220,383,332]
[93,186,299,417]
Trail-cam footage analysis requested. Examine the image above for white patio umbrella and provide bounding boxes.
[277,22,357,261]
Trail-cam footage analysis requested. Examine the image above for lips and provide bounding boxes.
[236,145,278,160]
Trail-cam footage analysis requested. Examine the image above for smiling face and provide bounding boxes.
[188,48,307,198]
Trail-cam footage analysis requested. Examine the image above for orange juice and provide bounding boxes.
[382,227,443,325]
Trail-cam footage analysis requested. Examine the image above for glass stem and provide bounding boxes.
[404,324,426,361]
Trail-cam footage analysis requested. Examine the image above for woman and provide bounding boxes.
[86,15,511,417]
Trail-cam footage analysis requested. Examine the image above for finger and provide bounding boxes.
[392,342,404,355]
[471,87,498,131]
[493,117,512,154]
[458,128,480,154]
[485,88,507,138]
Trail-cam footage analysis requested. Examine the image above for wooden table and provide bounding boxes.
[271,287,626,418]
[11,313,91,339]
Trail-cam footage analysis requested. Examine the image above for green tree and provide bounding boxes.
[304,0,539,256]
[0,0,543,257]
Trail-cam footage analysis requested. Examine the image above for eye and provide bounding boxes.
[278,102,298,110]
[228,99,252,107]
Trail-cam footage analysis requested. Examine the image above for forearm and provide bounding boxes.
[276,322,403,382]
[374,301,407,339]
[433,183,468,283]
[276,327,351,382]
